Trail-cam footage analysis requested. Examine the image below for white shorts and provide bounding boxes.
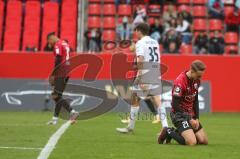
[131,83,162,99]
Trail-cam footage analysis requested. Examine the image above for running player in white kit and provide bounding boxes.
[116,23,168,133]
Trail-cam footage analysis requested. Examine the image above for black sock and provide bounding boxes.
[144,99,157,115]
[167,128,186,145]
[54,98,62,117]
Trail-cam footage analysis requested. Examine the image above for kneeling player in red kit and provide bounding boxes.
[158,60,208,145]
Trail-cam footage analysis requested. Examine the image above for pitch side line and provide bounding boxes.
[37,121,71,159]
[0,146,42,151]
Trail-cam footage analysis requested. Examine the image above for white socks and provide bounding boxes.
[71,109,76,113]
[128,106,139,130]
[52,116,58,121]
[158,106,168,128]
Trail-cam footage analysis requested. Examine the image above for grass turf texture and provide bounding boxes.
[0,112,239,159]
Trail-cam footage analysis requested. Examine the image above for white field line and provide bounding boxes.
[0,124,46,127]
[37,121,71,159]
[0,146,42,151]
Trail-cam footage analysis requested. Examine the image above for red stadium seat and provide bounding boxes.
[88,16,101,28]
[103,4,116,15]
[148,4,161,17]
[88,4,101,15]
[225,45,238,54]
[89,0,101,3]
[103,0,115,3]
[178,5,191,13]
[103,17,116,29]
[4,30,21,51]
[192,0,207,5]
[193,19,206,31]
[41,1,59,50]
[225,32,238,44]
[102,30,116,42]
[224,6,235,16]
[177,0,190,4]
[4,0,22,51]
[62,1,77,20]
[118,4,132,16]
[61,1,77,50]
[0,1,4,48]
[23,30,40,51]
[148,17,155,25]
[180,44,193,54]
[23,1,41,50]
[193,6,207,17]
[209,19,223,31]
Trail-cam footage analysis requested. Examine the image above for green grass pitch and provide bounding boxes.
[0,112,240,159]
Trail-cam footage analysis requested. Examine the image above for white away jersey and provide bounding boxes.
[135,36,161,84]
[135,36,161,63]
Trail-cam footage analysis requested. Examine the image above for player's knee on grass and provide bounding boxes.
[185,137,197,145]
[196,129,208,145]
[198,138,208,145]
[181,129,197,146]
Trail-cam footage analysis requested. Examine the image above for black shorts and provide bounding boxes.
[52,77,69,97]
[170,112,203,134]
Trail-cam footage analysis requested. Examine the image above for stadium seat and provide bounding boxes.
[22,30,40,51]
[224,6,235,16]
[103,17,116,29]
[88,4,101,15]
[193,19,206,31]
[61,1,77,50]
[118,4,132,16]
[180,44,193,55]
[4,30,21,51]
[193,6,207,17]
[178,5,191,13]
[89,0,101,3]
[225,32,238,44]
[148,17,155,25]
[177,0,190,4]
[41,1,59,50]
[193,0,207,5]
[88,16,101,28]
[0,1,4,49]
[148,4,161,17]
[23,1,41,50]
[102,30,116,42]
[4,0,22,51]
[225,45,238,54]
[62,1,77,20]
[103,0,115,3]
[103,4,116,16]
[209,19,223,31]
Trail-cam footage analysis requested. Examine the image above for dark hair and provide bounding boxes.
[135,23,150,35]
[191,60,206,72]
[47,32,55,40]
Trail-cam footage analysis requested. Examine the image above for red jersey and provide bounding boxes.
[53,40,70,61]
[53,40,70,77]
[171,71,200,117]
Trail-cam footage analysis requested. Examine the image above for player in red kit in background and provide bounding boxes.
[158,60,208,145]
[47,32,79,125]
